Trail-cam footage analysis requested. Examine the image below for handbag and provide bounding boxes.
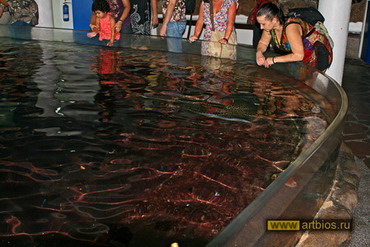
[208,1,237,60]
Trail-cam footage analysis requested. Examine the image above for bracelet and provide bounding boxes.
[272,57,275,64]
[223,37,229,42]
[118,19,124,23]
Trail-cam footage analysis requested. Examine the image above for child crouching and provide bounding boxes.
[88,0,120,47]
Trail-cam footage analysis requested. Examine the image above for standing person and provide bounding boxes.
[159,0,186,53]
[130,0,158,35]
[159,0,186,38]
[0,0,38,26]
[90,0,132,34]
[255,2,333,71]
[87,0,120,46]
[189,0,238,60]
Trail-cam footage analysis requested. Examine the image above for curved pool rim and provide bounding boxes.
[0,24,349,246]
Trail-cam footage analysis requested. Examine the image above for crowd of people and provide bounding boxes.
[0,0,333,71]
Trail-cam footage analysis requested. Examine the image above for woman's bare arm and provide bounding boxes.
[262,23,304,68]
[115,0,131,32]
[151,0,158,28]
[160,0,177,36]
[256,30,272,66]
[108,15,116,46]
[274,23,304,63]
[220,1,237,44]
[189,3,205,41]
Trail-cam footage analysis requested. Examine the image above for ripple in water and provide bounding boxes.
[0,38,328,246]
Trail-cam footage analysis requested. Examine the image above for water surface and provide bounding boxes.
[0,38,328,246]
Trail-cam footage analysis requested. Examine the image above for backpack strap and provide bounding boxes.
[285,21,301,27]
[286,20,315,39]
[304,28,316,38]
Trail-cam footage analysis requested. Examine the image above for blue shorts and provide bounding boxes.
[166,20,186,53]
[166,20,186,38]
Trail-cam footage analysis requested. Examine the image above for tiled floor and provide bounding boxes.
[342,58,370,246]
[342,58,370,169]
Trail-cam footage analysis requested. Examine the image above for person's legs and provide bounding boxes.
[166,20,186,38]
[166,21,186,53]
[130,0,151,35]
[176,20,186,37]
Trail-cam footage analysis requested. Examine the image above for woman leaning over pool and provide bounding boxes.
[255,3,332,71]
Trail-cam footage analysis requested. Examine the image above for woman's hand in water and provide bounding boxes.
[263,57,275,68]
[256,51,266,66]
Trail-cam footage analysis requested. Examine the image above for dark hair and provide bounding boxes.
[256,3,285,24]
[92,0,110,12]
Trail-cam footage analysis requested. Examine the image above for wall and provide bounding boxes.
[71,0,92,30]
[35,0,54,27]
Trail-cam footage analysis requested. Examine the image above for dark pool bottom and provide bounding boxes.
[0,38,329,246]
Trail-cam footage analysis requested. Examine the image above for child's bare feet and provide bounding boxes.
[87,32,97,38]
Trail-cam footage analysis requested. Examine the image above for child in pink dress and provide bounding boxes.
[87,0,120,47]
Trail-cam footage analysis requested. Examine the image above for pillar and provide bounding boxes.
[318,0,352,85]
[359,0,369,60]
[34,0,54,27]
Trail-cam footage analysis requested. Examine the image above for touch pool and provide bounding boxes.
[0,26,347,247]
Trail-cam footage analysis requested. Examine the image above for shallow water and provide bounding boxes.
[0,38,328,246]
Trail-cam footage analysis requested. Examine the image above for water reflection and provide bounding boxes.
[0,38,328,246]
